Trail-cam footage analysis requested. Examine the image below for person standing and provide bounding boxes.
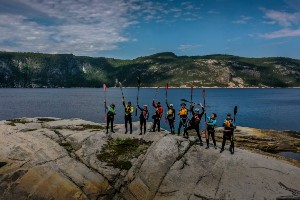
[152,100,163,132]
[220,113,235,154]
[205,113,217,149]
[177,103,189,135]
[105,102,116,134]
[137,104,149,135]
[122,97,134,134]
[184,104,205,145]
[166,101,176,134]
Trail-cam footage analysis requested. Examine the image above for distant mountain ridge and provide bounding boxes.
[0,51,300,88]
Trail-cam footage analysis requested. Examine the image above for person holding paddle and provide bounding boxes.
[166,101,176,134]
[122,97,134,134]
[137,104,149,135]
[104,102,116,134]
[177,102,189,136]
[184,103,204,144]
[220,113,235,154]
[205,113,217,149]
[152,100,163,132]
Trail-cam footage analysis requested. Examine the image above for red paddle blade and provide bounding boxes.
[191,85,194,93]
[165,83,168,91]
[103,84,107,92]
[202,89,206,99]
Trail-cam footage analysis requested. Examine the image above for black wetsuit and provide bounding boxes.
[137,105,149,134]
[206,117,217,147]
[184,106,204,141]
[152,101,163,132]
[221,118,235,153]
[106,106,115,133]
[123,101,134,134]
[166,102,176,134]
[178,107,189,135]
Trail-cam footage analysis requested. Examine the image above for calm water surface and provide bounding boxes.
[0,88,299,131]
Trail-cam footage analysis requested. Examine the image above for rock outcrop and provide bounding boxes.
[0,118,300,200]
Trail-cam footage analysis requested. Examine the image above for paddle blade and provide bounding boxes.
[103,84,107,92]
[119,82,122,88]
[202,89,206,99]
[234,105,238,115]
[165,83,168,91]
[180,99,189,102]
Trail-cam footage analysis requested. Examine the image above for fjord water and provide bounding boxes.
[0,88,299,132]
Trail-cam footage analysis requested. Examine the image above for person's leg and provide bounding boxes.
[184,125,192,138]
[195,126,203,145]
[140,119,143,135]
[205,128,209,148]
[211,130,217,148]
[230,133,234,154]
[111,118,114,132]
[220,132,226,152]
[106,117,110,133]
[158,119,161,132]
[125,116,128,133]
[170,120,175,134]
[129,116,132,134]
[144,120,147,134]
[178,120,183,135]
[153,118,157,132]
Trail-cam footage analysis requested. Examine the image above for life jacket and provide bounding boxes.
[125,105,133,115]
[107,107,115,118]
[167,109,173,115]
[194,114,200,124]
[140,109,148,120]
[224,119,233,128]
[156,106,163,118]
[179,108,188,116]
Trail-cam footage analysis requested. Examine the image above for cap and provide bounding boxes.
[143,105,148,107]
[181,103,186,106]
[170,104,174,107]
[195,108,200,112]
[227,113,231,116]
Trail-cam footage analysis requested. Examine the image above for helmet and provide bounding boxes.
[143,105,147,107]
[170,104,173,107]
[227,113,231,116]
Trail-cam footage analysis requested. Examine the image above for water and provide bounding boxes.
[278,152,300,161]
[0,88,300,132]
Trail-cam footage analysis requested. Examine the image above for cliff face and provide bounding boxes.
[0,118,300,200]
[1,52,300,88]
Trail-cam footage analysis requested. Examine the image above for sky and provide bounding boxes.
[0,0,300,59]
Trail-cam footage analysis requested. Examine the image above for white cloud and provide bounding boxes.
[0,0,203,55]
[259,8,300,39]
[178,44,202,51]
[260,28,300,39]
[232,16,252,24]
[261,8,300,27]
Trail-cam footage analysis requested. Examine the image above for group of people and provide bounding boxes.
[104,98,236,153]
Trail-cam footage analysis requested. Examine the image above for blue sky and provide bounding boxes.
[0,0,300,59]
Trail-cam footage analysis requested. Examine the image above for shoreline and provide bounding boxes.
[1,87,300,89]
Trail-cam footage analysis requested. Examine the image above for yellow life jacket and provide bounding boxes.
[179,108,188,116]
[167,109,173,115]
[224,119,233,128]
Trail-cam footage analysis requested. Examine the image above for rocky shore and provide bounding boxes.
[0,118,300,200]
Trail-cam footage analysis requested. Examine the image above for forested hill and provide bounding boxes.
[0,51,300,88]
